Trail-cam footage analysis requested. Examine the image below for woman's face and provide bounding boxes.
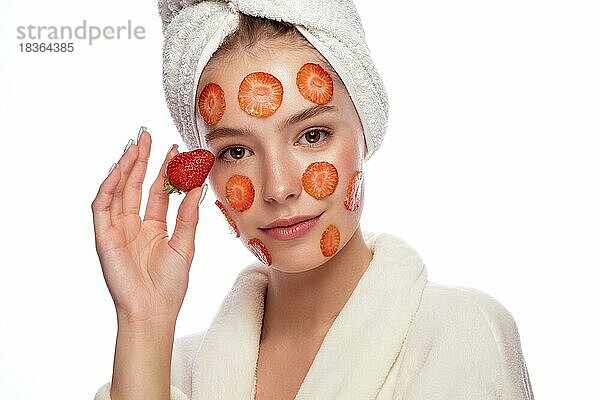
[197,42,366,273]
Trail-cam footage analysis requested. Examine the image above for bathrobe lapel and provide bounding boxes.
[190,232,428,399]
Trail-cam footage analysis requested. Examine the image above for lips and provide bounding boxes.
[259,212,323,241]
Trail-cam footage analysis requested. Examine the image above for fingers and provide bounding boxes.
[122,129,152,217]
[109,138,140,221]
[169,185,207,267]
[143,144,179,223]
[91,163,121,236]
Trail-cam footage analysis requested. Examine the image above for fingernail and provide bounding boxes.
[123,138,135,153]
[108,163,117,175]
[167,143,178,155]
[199,184,208,205]
[137,126,147,142]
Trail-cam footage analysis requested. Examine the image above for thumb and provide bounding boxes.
[169,184,208,265]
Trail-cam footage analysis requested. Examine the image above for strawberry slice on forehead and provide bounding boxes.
[238,71,283,117]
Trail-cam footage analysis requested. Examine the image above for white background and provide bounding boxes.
[1,0,598,398]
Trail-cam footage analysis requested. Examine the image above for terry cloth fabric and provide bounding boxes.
[95,231,534,399]
[159,0,389,161]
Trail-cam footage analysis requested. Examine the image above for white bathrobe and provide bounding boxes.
[95,231,534,399]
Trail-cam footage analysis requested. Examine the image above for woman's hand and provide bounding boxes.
[91,129,206,325]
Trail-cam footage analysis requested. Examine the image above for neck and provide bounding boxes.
[261,226,373,342]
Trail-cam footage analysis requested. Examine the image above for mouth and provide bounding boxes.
[259,212,324,241]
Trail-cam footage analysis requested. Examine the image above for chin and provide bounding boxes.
[268,256,327,274]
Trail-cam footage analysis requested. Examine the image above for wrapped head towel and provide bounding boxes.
[159,0,389,160]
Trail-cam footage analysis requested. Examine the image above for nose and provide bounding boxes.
[261,150,302,204]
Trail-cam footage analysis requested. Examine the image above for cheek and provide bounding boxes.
[225,174,255,212]
[316,168,363,258]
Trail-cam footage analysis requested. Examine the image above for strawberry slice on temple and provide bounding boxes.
[163,149,215,194]
[238,72,283,117]
[198,82,226,125]
[296,63,334,105]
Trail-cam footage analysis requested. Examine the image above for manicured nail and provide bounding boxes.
[199,184,208,205]
[137,126,147,142]
[108,163,117,175]
[167,143,178,155]
[123,138,134,153]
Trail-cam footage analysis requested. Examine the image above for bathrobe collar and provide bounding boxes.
[190,231,428,399]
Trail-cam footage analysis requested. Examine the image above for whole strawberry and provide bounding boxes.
[163,149,215,194]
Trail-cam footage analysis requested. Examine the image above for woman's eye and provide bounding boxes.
[219,146,252,162]
[298,129,331,146]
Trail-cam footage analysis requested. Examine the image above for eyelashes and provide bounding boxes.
[217,128,334,163]
[296,128,333,147]
[219,146,253,163]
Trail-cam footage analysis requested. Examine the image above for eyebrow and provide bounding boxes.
[278,104,336,130]
[204,126,254,145]
[204,104,337,145]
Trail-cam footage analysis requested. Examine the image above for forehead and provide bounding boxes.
[200,44,330,88]
[195,44,351,145]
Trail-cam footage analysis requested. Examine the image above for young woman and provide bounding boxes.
[93,1,534,399]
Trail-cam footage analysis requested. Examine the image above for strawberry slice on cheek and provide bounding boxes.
[215,200,240,237]
[320,224,341,257]
[301,161,339,200]
[248,238,272,266]
[225,175,255,212]
[344,170,364,211]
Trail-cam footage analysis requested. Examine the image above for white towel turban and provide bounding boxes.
[159,0,389,161]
